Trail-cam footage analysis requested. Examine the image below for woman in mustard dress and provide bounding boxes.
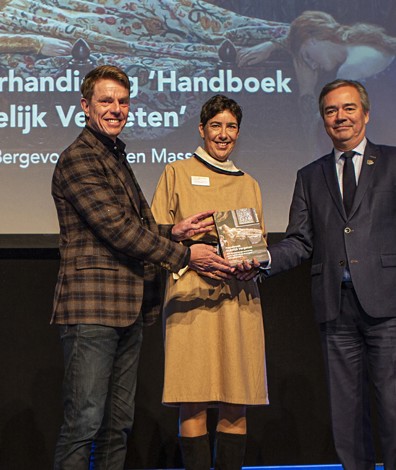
[151,94,268,469]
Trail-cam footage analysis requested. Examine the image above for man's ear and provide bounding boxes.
[80,97,89,117]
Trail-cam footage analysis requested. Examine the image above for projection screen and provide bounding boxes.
[1,0,395,234]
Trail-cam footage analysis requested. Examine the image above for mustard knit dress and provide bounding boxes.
[151,147,268,406]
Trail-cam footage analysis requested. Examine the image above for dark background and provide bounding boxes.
[0,234,383,469]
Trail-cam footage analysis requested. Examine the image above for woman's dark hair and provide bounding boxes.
[200,94,243,128]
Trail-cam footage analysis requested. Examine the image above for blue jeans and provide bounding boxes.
[54,317,143,470]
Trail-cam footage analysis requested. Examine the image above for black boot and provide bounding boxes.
[179,433,211,470]
[214,431,246,470]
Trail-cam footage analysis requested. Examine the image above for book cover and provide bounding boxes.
[213,207,269,266]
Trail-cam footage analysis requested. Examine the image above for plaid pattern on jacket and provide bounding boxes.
[51,128,188,327]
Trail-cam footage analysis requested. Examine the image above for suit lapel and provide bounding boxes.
[348,141,379,218]
[321,152,345,218]
[80,128,142,216]
[321,142,380,220]
[104,151,158,233]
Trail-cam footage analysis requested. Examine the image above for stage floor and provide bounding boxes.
[242,466,384,469]
[135,466,385,470]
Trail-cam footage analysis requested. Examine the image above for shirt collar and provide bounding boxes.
[85,125,126,158]
[334,137,367,163]
[194,146,242,173]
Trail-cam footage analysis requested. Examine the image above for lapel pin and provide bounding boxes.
[367,159,375,165]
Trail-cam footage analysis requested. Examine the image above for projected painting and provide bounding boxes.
[0,0,395,233]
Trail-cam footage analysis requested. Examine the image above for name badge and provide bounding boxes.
[191,176,210,186]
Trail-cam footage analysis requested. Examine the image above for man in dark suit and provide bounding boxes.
[51,65,232,469]
[267,79,396,470]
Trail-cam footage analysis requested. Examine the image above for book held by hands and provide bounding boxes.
[213,208,269,266]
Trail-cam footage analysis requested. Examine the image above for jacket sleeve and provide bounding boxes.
[268,169,313,275]
[52,142,189,273]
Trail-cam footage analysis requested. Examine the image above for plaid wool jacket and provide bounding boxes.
[51,127,189,327]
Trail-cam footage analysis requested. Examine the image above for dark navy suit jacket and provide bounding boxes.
[269,140,396,323]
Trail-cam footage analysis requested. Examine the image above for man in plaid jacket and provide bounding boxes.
[51,65,232,470]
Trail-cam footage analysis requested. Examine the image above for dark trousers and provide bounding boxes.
[320,283,396,470]
[54,317,143,470]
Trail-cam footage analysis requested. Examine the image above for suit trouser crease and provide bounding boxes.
[320,286,396,470]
